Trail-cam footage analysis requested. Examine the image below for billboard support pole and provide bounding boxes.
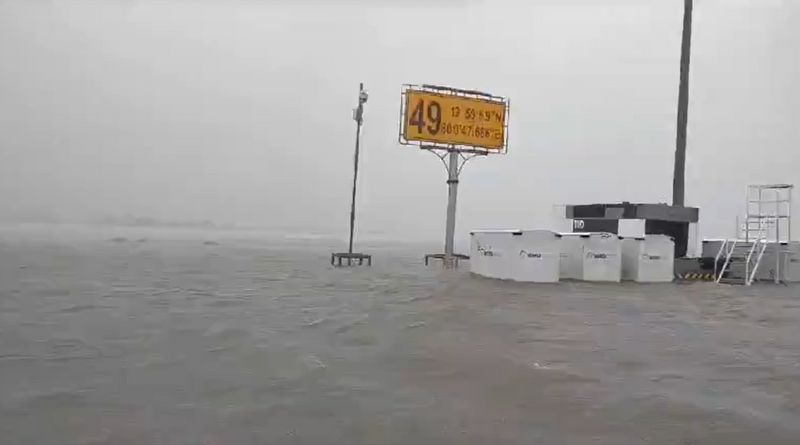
[443,149,460,267]
[398,84,509,268]
[422,148,482,268]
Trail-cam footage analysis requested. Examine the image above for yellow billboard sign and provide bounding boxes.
[400,86,508,152]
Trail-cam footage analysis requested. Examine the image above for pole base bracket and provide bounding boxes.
[424,253,470,267]
[331,252,372,267]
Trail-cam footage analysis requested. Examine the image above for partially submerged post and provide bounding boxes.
[398,84,510,268]
[331,83,372,267]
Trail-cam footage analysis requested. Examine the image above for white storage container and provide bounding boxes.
[583,233,622,282]
[687,222,701,258]
[618,219,646,238]
[559,233,589,280]
[559,232,622,282]
[621,235,675,282]
[470,230,562,282]
[470,230,517,280]
[512,230,562,283]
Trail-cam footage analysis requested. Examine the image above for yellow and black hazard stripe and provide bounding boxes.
[676,273,716,281]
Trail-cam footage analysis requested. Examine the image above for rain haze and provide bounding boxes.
[2,2,800,445]
[1,0,797,242]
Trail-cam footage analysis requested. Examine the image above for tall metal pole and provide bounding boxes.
[672,0,693,206]
[348,83,366,255]
[444,150,459,266]
[775,188,780,284]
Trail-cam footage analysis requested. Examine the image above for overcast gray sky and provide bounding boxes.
[0,0,797,242]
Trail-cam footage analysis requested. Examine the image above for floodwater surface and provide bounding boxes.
[1,230,799,444]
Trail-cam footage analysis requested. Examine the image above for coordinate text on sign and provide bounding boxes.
[402,89,506,151]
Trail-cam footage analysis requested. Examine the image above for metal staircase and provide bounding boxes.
[715,236,768,285]
[716,184,793,285]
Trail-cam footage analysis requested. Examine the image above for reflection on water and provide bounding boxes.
[1,232,799,444]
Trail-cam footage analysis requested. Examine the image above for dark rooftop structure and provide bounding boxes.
[566,202,698,222]
[565,202,699,258]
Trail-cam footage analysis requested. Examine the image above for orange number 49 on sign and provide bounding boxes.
[402,89,506,151]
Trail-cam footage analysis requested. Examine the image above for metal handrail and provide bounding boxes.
[744,239,759,284]
[716,240,737,284]
[713,239,728,280]
[747,240,768,286]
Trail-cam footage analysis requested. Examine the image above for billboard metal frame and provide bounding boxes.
[399,84,510,155]
[398,84,510,267]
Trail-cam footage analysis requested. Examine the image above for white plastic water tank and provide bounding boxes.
[559,232,621,282]
[621,235,675,282]
[470,230,517,280]
[618,219,646,238]
[470,230,562,282]
[686,222,701,258]
[512,230,562,283]
[559,233,589,280]
[583,233,622,282]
